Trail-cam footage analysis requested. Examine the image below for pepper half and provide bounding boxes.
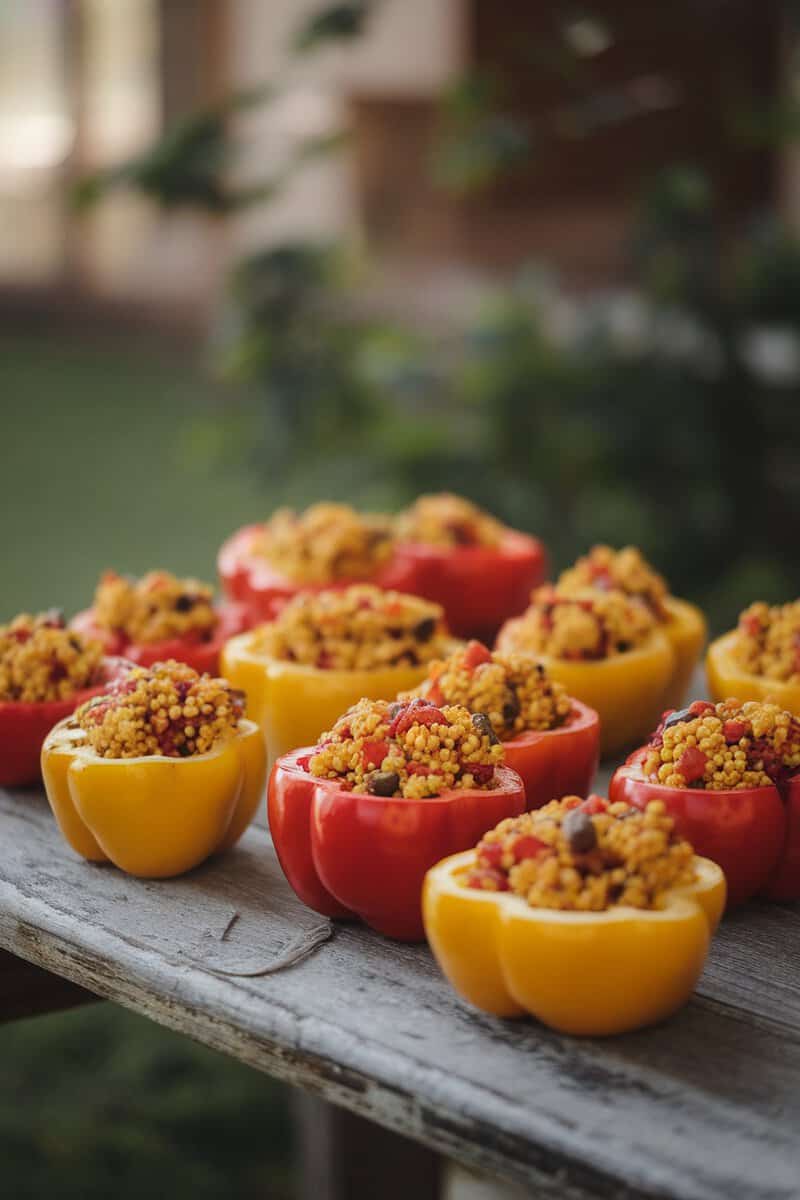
[610,750,800,907]
[422,848,725,1035]
[268,750,526,940]
[41,716,266,877]
[0,657,126,788]
[496,625,675,757]
[498,699,599,809]
[706,630,800,716]
[72,601,250,676]
[385,530,547,642]
[222,630,437,766]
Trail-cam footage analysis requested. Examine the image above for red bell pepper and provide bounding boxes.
[0,657,127,788]
[71,602,249,675]
[218,524,419,623]
[384,529,547,642]
[268,750,527,940]
[610,749,799,907]
[502,699,600,809]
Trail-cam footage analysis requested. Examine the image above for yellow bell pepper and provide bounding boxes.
[422,849,725,1035]
[518,630,675,756]
[41,716,266,878]
[222,629,436,765]
[661,596,707,709]
[706,630,800,715]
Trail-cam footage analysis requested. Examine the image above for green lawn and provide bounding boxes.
[0,332,294,1198]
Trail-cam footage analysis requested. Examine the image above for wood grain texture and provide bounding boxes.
[1,784,799,1200]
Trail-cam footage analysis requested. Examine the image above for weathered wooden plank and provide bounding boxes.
[1,786,799,1200]
[0,947,97,1023]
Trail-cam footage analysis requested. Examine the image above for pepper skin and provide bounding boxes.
[217,524,417,623]
[72,602,250,676]
[384,530,547,642]
[610,751,799,906]
[0,658,124,788]
[495,625,675,757]
[422,849,725,1035]
[661,597,707,709]
[502,700,600,808]
[41,717,266,877]
[222,630,437,766]
[706,630,800,716]
[268,751,526,940]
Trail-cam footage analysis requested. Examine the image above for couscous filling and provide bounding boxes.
[395,493,506,549]
[93,570,218,644]
[558,544,669,620]
[405,640,571,740]
[0,612,103,703]
[729,600,800,683]
[255,503,394,584]
[498,584,655,660]
[467,796,694,910]
[252,585,451,670]
[76,660,244,758]
[305,697,503,799]
[643,699,800,790]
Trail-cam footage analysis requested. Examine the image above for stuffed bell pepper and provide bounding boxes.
[558,544,706,709]
[222,584,458,765]
[73,569,248,675]
[423,794,725,1035]
[496,585,674,755]
[218,502,409,623]
[42,660,266,878]
[402,640,599,807]
[707,599,800,716]
[268,696,526,940]
[0,610,118,787]
[610,698,800,906]
[390,493,547,641]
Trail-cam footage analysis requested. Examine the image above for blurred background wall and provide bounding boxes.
[2,2,800,1197]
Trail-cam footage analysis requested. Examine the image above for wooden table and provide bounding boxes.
[1,765,799,1200]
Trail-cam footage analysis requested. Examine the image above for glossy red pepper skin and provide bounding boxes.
[384,531,547,641]
[71,602,250,675]
[610,751,800,907]
[502,700,600,809]
[268,752,526,940]
[0,658,123,788]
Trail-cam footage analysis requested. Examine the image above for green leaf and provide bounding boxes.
[292,2,375,53]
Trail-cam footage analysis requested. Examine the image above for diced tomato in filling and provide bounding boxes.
[406,762,436,776]
[361,739,389,770]
[688,700,715,717]
[389,700,445,737]
[512,835,547,863]
[296,753,313,772]
[466,867,509,891]
[580,794,607,814]
[741,614,762,636]
[468,762,495,785]
[479,840,504,868]
[677,746,708,784]
[463,641,493,671]
[723,720,749,744]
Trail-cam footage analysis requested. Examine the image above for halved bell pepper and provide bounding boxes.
[385,530,547,642]
[501,699,600,808]
[222,630,437,766]
[661,597,707,709]
[0,657,126,788]
[71,601,250,676]
[422,848,725,1035]
[41,716,266,877]
[610,750,800,906]
[495,625,675,757]
[706,630,800,716]
[218,524,418,624]
[268,750,526,940]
